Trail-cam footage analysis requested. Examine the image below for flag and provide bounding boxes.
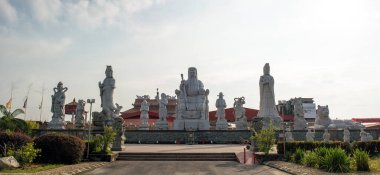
[5,98,12,110]
[23,97,28,108]
[39,99,43,110]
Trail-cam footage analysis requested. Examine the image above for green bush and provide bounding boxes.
[251,123,275,155]
[7,143,41,166]
[34,133,85,164]
[0,132,32,156]
[277,141,350,154]
[319,147,350,173]
[291,148,305,164]
[353,149,370,171]
[352,141,380,155]
[303,151,319,168]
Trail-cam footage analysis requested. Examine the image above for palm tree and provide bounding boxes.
[0,105,27,133]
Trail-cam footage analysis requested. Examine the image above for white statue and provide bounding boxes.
[75,99,86,129]
[155,90,168,130]
[256,63,282,129]
[343,128,350,142]
[323,129,331,142]
[99,66,117,120]
[139,99,149,130]
[215,92,228,130]
[305,128,315,141]
[285,128,294,141]
[234,97,248,130]
[173,67,210,130]
[293,98,308,130]
[48,82,68,129]
[314,105,332,130]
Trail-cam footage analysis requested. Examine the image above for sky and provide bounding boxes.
[0,0,379,122]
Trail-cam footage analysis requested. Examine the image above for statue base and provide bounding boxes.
[235,119,248,130]
[252,117,282,131]
[139,123,149,130]
[111,135,126,151]
[173,119,210,130]
[216,119,228,130]
[294,118,308,130]
[155,120,168,130]
[48,118,66,129]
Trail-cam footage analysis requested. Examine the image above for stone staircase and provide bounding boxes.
[117,152,238,161]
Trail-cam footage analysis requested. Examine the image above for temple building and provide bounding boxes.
[120,95,177,129]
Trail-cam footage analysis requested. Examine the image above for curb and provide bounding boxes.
[263,162,299,175]
[64,162,108,175]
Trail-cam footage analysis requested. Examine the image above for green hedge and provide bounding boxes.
[34,133,85,164]
[277,141,350,154]
[277,141,380,155]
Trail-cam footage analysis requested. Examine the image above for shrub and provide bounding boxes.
[34,133,85,164]
[7,142,41,166]
[251,123,275,155]
[353,149,370,171]
[277,141,351,154]
[319,147,350,173]
[0,131,32,156]
[291,148,305,164]
[303,151,319,168]
[352,141,380,155]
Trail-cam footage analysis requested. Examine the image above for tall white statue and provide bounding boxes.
[343,128,350,142]
[75,99,86,129]
[215,92,228,130]
[306,128,315,141]
[48,82,68,129]
[234,97,248,130]
[293,98,308,130]
[92,66,125,151]
[99,66,117,120]
[256,63,282,129]
[173,67,210,130]
[139,100,149,130]
[155,90,168,130]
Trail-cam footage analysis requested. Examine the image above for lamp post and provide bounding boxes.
[86,99,95,159]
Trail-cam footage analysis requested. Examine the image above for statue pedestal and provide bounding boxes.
[173,119,210,130]
[155,120,168,130]
[252,117,282,131]
[48,118,66,129]
[111,135,126,151]
[139,123,149,130]
[235,119,248,130]
[216,119,228,130]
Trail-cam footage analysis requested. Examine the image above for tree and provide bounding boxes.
[0,105,27,133]
[251,122,276,155]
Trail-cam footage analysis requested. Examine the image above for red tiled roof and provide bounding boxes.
[352,118,380,123]
[209,107,259,122]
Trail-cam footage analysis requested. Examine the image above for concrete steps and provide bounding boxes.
[117,152,238,161]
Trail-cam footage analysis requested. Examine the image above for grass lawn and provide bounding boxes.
[0,164,63,173]
[369,155,380,172]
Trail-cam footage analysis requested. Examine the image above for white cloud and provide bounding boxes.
[0,0,18,23]
[0,37,72,60]
[28,0,62,23]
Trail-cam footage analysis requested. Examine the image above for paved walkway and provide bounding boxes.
[80,161,290,175]
[123,144,257,164]
[79,144,289,175]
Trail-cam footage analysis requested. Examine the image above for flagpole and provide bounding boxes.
[39,87,44,122]
[24,84,32,120]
